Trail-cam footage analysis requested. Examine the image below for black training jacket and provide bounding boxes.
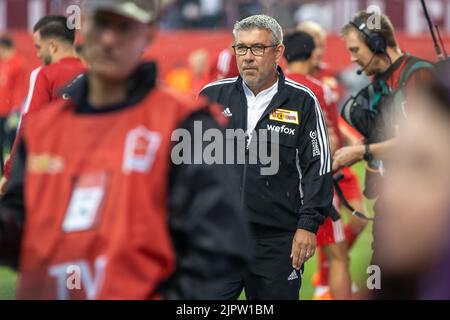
[200,67,333,236]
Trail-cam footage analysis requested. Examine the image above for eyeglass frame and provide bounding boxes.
[232,44,279,56]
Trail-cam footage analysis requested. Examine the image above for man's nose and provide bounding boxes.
[100,28,120,47]
[243,49,255,61]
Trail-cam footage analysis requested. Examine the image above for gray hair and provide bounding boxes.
[233,15,283,45]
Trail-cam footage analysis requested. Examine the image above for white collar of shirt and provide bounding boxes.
[243,80,278,141]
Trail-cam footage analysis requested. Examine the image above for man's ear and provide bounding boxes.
[275,44,285,64]
[49,40,58,54]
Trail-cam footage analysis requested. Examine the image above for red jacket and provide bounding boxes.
[3,57,85,179]
[18,82,207,300]
[313,63,345,105]
[286,72,343,149]
[209,48,239,81]
[0,53,26,116]
[22,57,85,114]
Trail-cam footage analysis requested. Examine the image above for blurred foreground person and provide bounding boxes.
[373,62,450,299]
[0,0,250,300]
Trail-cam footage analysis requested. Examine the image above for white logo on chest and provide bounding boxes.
[122,126,162,174]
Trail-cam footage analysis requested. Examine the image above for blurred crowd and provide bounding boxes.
[160,0,315,29]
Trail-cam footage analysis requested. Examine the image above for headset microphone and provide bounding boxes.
[356,65,367,75]
[356,54,375,75]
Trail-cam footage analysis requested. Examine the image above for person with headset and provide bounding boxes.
[334,11,436,267]
[334,11,435,175]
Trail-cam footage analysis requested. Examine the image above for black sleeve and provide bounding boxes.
[160,110,252,300]
[0,139,26,268]
[297,96,333,234]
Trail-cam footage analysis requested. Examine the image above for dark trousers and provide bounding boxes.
[214,233,303,300]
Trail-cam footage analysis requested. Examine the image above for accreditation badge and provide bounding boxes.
[62,172,109,233]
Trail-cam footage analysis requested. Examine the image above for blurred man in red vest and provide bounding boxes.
[0,0,250,299]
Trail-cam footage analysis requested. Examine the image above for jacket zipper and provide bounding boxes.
[240,88,248,207]
[239,82,288,207]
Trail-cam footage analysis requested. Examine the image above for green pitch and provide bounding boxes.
[0,267,16,300]
[0,163,373,300]
[301,161,374,299]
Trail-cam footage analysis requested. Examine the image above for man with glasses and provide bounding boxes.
[201,14,333,300]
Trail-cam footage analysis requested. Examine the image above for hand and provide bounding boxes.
[332,145,364,172]
[0,176,7,197]
[354,137,365,146]
[290,229,316,270]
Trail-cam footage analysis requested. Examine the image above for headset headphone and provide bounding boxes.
[350,18,387,54]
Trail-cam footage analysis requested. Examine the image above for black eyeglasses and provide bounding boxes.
[232,44,278,56]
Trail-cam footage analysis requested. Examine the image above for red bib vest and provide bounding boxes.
[18,88,207,299]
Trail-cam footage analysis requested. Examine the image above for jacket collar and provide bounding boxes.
[234,66,290,121]
[61,61,158,111]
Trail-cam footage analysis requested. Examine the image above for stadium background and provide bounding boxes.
[0,0,449,299]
